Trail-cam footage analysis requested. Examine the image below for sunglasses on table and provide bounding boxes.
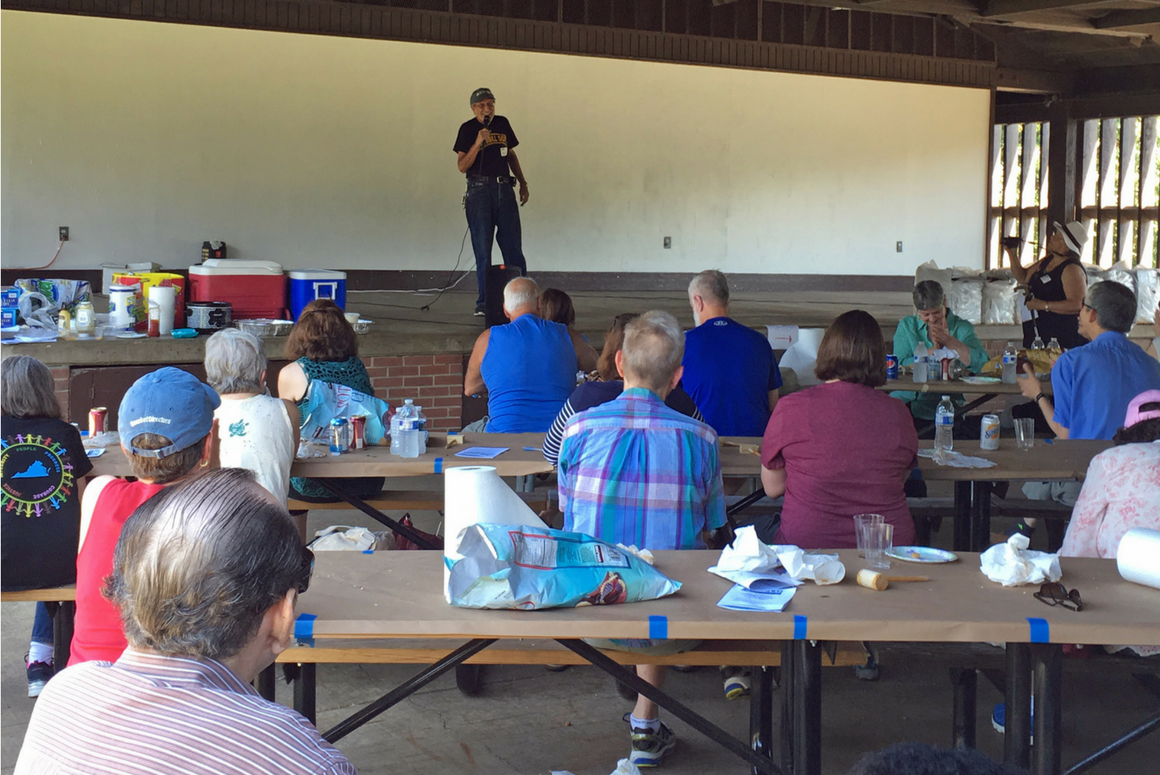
[1034,582,1083,612]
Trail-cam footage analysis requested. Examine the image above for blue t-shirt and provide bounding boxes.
[682,317,782,437]
[1052,331,1160,440]
[482,314,578,433]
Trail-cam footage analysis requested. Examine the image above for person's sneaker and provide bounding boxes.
[26,657,54,698]
[1005,522,1036,540]
[722,668,751,700]
[625,714,677,768]
[474,305,485,317]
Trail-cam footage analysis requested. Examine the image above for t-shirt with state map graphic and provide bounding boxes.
[2,417,93,590]
[454,115,519,178]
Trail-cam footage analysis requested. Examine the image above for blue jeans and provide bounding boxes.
[465,177,526,307]
[32,602,53,645]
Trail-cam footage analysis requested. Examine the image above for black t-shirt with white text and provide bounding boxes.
[1,417,93,590]
[453,115,519,178]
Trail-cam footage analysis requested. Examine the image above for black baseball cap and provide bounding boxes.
[470,87,495,106]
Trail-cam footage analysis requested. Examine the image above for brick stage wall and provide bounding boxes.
[52,367,70,422]
[364,354,465,431]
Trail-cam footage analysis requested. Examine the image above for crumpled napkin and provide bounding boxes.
[918,449,997,469]
[980,533,1061,586]
[713,526,845,585]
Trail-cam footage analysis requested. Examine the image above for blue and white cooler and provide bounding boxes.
[289,270,347,320]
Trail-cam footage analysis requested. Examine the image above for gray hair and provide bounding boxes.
[688,270,730,306]
[621,310,685,392]
[504,277,541,312]
[1087,281,1136,334]
[912,280,946,312]
[105,468,307,660]
[204,328,267,394]
[0,355,61,420]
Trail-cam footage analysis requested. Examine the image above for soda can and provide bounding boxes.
[329,417,349,456]
[886,355,899,380]
[980,414,1000,450]
[941,357,950,381]
[88,407,107,437]
[349,415,366,450]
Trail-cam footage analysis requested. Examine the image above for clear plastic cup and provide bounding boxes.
[1015,418,1035,451]
[854,513,885,558]
[864,523,894,570]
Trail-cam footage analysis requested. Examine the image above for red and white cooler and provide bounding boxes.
[188,259,287,320]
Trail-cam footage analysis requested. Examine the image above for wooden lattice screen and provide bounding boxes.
[989,116,1159,271]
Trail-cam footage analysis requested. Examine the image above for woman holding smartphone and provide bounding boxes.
[1004,221,1089,350]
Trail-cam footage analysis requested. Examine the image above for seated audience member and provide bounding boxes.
[757,311,918,548]
[464,277,598,433]
[848,742,1027,775]
[16,469,357,775]
[1015,282,1160,527]
[542,312,702,465]
[1,356,93,696]
[682,269,781,436]
[205,329,299,506]
[278,299,383,502]
[1061,390,1160,558]
[539,287,577,328]
[71,368,219,666]
[892,280,990,435]
[557,310,726,767]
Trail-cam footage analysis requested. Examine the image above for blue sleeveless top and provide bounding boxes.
[481,315,577,433]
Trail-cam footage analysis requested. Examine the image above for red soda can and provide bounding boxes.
[349,415,367,450]
[89,407,107,437]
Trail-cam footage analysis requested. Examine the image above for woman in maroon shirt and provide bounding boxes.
[757,310,918,549]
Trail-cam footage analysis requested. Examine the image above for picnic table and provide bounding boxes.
[717,438,1111,552]
[292,549,1160,775]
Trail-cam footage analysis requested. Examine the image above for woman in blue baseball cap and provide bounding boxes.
[70,367,220,666]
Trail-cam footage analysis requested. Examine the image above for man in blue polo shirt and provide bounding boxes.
[682,270,781,437]
[1016,281,1160,518]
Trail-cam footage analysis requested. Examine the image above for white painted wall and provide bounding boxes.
[2,11,990,276]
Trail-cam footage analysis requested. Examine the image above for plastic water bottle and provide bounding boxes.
[414,406,428,455]
[1001,342,1017,384]
[913,341,928,383]
[1031,334,1045,350]
[390,399,415,457]
[935,395,955,461]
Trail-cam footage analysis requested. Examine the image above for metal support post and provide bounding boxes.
[256,663,277,701]
[951,667,978,749]
[1032,644,1063,775]
[953,481,973,552]
[790,640,822,775]
[294,663,317,725]
[750,666,776,775]
[1005,643,1032,770]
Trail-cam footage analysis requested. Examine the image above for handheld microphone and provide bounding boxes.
[484,115,492,128]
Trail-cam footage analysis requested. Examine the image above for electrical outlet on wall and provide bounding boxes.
[896,241,903,253]
[59,227,70,241]
[664,236,672,249]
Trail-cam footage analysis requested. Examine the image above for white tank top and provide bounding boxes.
[214,395,295,507]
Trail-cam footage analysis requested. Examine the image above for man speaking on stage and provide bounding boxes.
[454,87,529,317]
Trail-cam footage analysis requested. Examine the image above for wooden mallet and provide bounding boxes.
[856,569,930,591]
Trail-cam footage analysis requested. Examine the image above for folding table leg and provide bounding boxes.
[953,481,973,552]
[51,602,74,668]
[791,640,822,775]
[970,481,993,552]
[1032,644,1063,775]
[780,642,796,775]
[750,666,775,775]
[1005,643,1032,770]
[951,667,978,749]
[294,663,317,725]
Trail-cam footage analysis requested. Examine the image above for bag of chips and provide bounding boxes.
[447,523,682,610]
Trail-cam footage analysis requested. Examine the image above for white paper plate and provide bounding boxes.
[886,546,959,564]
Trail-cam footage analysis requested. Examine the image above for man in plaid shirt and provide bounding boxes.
[557,310,726,767]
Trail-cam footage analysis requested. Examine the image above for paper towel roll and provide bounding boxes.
[1117,528,1160,590]
[443,465,548,599]
[149,285,177,336]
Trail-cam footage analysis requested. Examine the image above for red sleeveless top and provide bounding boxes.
[69,479,166,666]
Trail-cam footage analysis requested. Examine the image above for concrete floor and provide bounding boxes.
[4,504,1158,775]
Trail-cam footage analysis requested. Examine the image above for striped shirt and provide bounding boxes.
[557,387,726,550]
[16,650,357,775]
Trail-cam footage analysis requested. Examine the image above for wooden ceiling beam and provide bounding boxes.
[1093,7,1160,27]
[980,0,1118,17]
